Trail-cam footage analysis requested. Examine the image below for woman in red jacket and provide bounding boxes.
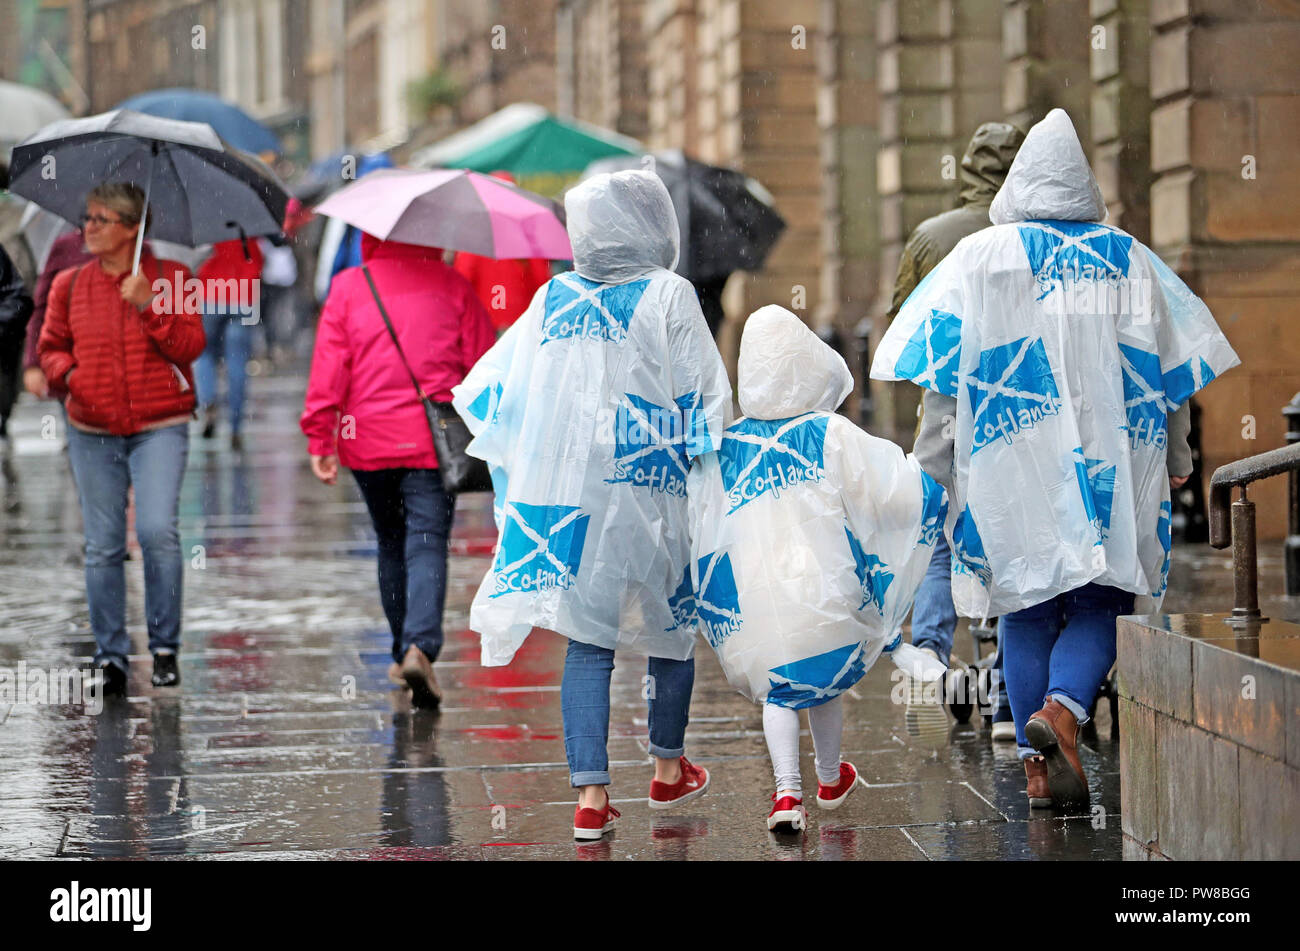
[38,182,205,696]
[302,233,494,706]
[452,251,551,332]
[193,237,263,450]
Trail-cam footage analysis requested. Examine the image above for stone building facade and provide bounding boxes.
[9,0,1295,534]
[565,0,1300,538]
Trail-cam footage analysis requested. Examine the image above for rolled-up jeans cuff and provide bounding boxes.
[1049,692,1089,725]
[648,742,684,760]
[1017,745,1037,761]
[570,770,610,788]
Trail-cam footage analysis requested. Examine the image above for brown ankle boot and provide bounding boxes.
[401,646,442,709]
[1024,755,1051,808]
[1024,699,1088,809]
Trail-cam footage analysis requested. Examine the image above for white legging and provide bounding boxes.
[763,697,843,794]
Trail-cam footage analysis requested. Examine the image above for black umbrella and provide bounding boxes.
[8,109,288,274]
[584,149,786,283]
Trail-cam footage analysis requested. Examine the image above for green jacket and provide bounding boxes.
[888,122,1025,320]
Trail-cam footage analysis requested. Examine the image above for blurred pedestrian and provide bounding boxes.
[302,233,495,707]
[37,182,205,696]
[22,230,93,400]
[194,237,263,451]
[875,110,1238,811]
[453,251,551,333]
[451,170,733,841]
[451,171,552,333]
[888,121,1024,743]
[258,234,299,364]
[0,243,34,451]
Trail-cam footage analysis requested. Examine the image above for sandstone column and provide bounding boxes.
[1149,0,1300,539]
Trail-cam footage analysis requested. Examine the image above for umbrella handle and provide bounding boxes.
[131,143,158,276]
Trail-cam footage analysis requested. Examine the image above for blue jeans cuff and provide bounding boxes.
[570,770,610,788]
[648,743,684,760]
[1049,692,1089,724]
[405,637,441,664]
[1017,745,1037,760]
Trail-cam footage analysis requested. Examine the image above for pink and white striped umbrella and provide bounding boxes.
[313,166,571,259]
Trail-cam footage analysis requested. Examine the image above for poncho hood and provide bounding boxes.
[564,169,680,283]
[989,109,1106,225]
[738,305,853,420]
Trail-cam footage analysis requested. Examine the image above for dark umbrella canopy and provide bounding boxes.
[584,149,786,283]
[7,109,289,249]
[117,88,282,156]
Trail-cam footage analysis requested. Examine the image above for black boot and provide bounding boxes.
[96,662,127,698]
[200,405,218,439]
[151,652,180,687]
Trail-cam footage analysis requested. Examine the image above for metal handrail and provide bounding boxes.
[1207,442,1300,622]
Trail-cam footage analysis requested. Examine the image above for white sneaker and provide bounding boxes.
[990,720,1017,743]
[904,647,949,739]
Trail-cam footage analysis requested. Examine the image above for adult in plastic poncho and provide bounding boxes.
[688,304,948,831]
[452,170,732,840]
[887,120,1025,744]
[872,109,1239,811]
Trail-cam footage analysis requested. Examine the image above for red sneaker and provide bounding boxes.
[767,792,807,833]
[816,762,861,811]
[648,756,710,810]
[573,799,620,841]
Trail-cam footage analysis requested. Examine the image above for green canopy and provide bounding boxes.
[413,103,640,197]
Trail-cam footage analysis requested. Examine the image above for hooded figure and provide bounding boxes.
[687,305,947,708]
[872,109,1240,619]
[452,169,732,667]
[887,121,1026,320]
[887,123,1024,739]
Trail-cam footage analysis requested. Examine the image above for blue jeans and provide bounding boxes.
[999,582,1135,759]
[912,533,957,661]
[352,468,454,664]
[66,423,190,671]
[194,309,251,434]
[990,630,1012,722]
[562,639,695,787]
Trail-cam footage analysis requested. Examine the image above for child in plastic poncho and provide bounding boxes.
[452,170,733,841]
[872,109,1239,812]
[687,305,949,833]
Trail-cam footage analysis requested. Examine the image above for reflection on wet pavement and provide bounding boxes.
[1,373,1294,860]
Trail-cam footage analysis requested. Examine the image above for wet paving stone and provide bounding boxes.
[1,372,1294,860]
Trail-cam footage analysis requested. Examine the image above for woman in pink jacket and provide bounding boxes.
[302,234,495,706]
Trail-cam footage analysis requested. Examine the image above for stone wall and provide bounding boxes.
[378,0,1297,536]
[1117,614,1300,860]
[82,0,222,112]
[870,0,1005,444]
[816,0,878,404]
[1149,0,1300,541]
[566,0,649,140]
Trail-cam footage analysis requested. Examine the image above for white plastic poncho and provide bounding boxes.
[686,306,948,708]
[871,109,1240,618]
[451,170,733,667]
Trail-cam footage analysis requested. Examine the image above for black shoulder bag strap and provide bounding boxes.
[361,263,426,400]
[359,263,492,494]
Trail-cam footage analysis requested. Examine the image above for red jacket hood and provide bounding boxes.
[198,239,263,282]
[360,232,445,264]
